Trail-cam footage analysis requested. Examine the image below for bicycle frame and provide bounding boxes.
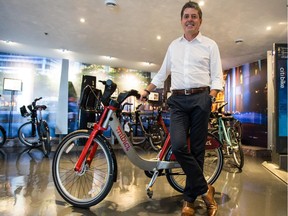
[75,105,221,174]
[75,107,180,172]
[214,103,236,154]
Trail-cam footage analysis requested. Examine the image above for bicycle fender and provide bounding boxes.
[205,133,222,150]
[59,129,90,144]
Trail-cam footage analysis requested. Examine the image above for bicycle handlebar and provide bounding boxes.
[217,102,228,114]
[98,79,141,108]
[32,97,43,107]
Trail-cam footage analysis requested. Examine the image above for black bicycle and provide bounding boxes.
[0,95,7,147]
[0,125,7,147]
[123,104,164,151]
[18,97,51,157]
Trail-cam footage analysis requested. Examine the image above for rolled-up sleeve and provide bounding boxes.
[151,47,171,88]
[210,42,224,91]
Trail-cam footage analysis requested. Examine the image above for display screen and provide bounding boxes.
[274,43,287,154]
[148,92,159,101]
[3,78,22,91]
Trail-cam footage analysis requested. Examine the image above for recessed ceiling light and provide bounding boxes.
[266,26,272,31]
[199,1,205,6]
[80,18,86,23]
[156,35,161,40]
[104,56,115,60]
[58,49,69,53]
[105,0,117,7]
[235,39,244,44]
[143,62,153,66]
[2,40,16,45]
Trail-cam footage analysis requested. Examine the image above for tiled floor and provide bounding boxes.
[0,140,287,216]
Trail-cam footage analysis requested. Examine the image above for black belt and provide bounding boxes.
[172,87,209,96]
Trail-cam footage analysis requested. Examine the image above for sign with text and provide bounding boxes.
[274,43,287,153]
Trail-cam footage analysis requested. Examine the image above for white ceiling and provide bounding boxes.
[0,0,287,72]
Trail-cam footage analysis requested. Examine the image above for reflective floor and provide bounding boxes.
[0,140,287,216]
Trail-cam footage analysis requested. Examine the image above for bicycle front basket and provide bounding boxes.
[20,105,30,117]
[79,85,103,112]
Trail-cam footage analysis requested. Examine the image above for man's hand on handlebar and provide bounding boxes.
[139,89,149,102]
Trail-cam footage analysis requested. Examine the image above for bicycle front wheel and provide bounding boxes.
[18,122,40,147]
[52,130,115,208]
[0,125,7,147]
[165,133,223,193]
[39,120,51,157]
[229,128,244,169]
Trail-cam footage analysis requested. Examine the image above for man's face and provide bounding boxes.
[181,8,202,35]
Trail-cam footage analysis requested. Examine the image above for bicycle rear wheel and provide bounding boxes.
[165,133,223,193]
[0,125,7,147]
[18,122,41,147]
[229,128,244,169]
[39,120,51,157]
[52,130,116,208]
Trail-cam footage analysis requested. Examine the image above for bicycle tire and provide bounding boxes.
[165,133,223,193]
[0,125,7,147]
[39,120,51,157]
[148,124,164,151]
[233,120,242,141]
[229,128,244,169]
[18,122,41,147]
[52,130,116,208]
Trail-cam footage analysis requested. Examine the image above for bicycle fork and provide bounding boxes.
[74,108,111,172]
[74,129,99,172]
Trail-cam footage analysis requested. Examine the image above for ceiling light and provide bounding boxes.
[80,18,86,23]
[198,1,205,6]
[235,39,244,44]
[105,0,117,7]
[156,35,161,40]
[104,56,115,60]
[1,40,16,45]
[143,62,153,66]
[266,26,272,31]
[58,49,69,53]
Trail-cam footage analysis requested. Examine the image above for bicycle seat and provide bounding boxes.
[36,105,47,110]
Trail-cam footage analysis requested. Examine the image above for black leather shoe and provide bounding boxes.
[181,201,195,216]
[202,185,218,216]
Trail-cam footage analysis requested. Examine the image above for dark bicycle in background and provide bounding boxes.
[0,124,7,147]
[0,95,7,147]
[18,97,51,157]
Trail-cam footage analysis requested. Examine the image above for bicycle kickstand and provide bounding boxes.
[145,170,159,198]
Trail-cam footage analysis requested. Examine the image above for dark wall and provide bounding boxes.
[224,59,268,147]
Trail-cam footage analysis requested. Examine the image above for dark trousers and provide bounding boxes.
[167,91,211,202]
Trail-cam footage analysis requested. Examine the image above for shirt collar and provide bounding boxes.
[179,32,203,43]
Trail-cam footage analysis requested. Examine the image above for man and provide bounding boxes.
[140,2,223,216]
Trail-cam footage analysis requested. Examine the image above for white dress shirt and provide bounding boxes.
[151,32,223,91]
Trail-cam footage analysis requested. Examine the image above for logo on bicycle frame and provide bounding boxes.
[116,126,131,151]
